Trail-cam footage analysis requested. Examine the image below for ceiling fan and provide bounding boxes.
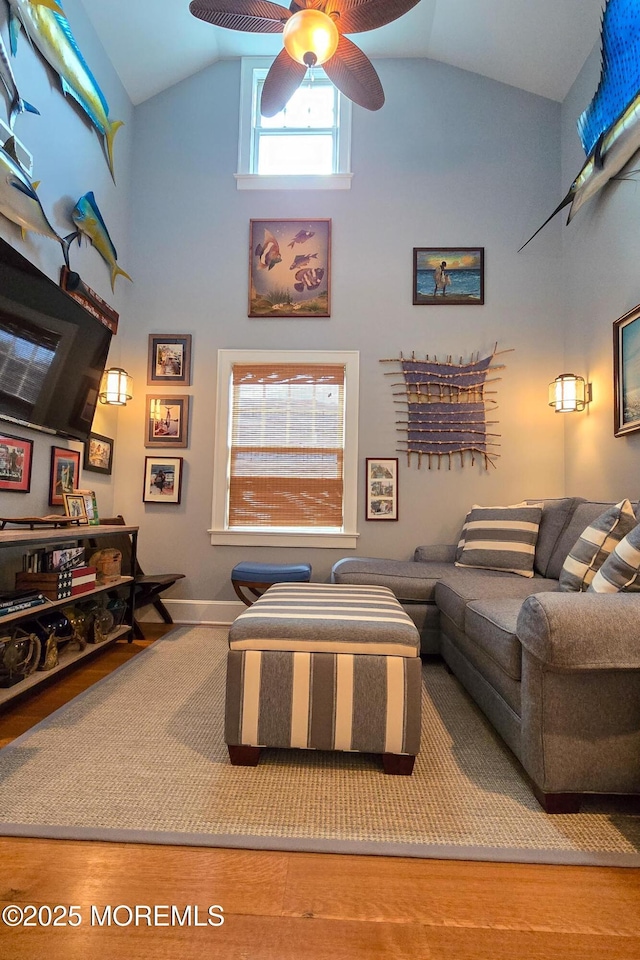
[189,0,422,116]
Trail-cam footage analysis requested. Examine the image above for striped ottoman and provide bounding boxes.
[225,582,422,775]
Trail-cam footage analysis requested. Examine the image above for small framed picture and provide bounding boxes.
[49,446,81,506]
[62,491,89,523]
[75,489,99,525]
[413,247,484,305]
[365,458,399,520]
[83,432,114,475]
[614,303,640,437]
[143,456,183,504]
[145,395,190,448]
[0,433,33,492]
[147,334,192,386]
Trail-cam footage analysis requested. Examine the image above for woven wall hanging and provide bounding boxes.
[380,345,511,470]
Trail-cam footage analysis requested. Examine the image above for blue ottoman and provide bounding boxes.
[231,560,312,606]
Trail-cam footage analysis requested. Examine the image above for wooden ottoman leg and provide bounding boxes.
[228,745,262,766]
[382,753,415,776]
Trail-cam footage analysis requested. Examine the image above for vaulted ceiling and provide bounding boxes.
[80,0,605,106]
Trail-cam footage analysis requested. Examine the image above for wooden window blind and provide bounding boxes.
[228,362,345,529]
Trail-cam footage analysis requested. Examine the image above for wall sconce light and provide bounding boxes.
[548,373,592,413]
[99,367,133,406]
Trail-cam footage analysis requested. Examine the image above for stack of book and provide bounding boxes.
[22,545,86,574]
[0,589,48,619]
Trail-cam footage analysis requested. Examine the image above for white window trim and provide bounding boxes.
[236,57,352,191]
[209,348,360,548]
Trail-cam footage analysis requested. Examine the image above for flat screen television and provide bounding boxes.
[0,237,113,442]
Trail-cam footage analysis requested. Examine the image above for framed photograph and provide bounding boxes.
[145,395,190,448]
[249,218,331,318]
[49,446,81,506]
[83,432,114,475]
[75,489,99,525]
[143,456,183,504]
[147,334,192,386]
[62,491,89,523]
[365,457,399,521]
[0,433,33,492]
[413,247,484,305]
[614,303,640,437]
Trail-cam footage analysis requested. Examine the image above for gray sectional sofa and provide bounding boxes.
[331,497,640,812]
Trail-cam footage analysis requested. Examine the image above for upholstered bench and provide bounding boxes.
[224,582,422,774]
[231,560,312,606]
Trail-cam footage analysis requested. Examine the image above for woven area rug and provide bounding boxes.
[0,626,638,866]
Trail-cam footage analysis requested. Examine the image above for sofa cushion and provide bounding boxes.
[331,556,453,602]
[465,599,525,680]
[588,522,640,593]
[454,501,530,562]
[435,570,559,631]
[455,504,543,578]
[526,497,584,577]
[558,499,637,591]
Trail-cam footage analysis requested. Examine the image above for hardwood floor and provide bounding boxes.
[0,624,639,959]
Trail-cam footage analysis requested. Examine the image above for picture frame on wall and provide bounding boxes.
[49,447,81,506]
[613,302,640,437]
[413,247,484,305]
[143,456,183,504]
[147,334,192,386]
[249,218,331,318]
[62,491,89,523]
[365,457,399,520]
[0,433,33,492]
[83,432,114,475]
[145,395,190,448]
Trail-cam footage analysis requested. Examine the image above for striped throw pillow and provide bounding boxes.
[588,522,640,593]
[558,499,637,592]
[455,502,532,562]
[454,504,543,578]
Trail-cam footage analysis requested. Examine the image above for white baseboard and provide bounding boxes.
[159,598,245,626]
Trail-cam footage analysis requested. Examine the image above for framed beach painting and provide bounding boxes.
[49,446,81,506]
[249,218,331,318]
[0,433,33,492]
[614,303,640,437]
[145,395,190,448]
[143,456,183,504]
[365,458,399,520]
[147,334,192,386]
[83,432,114,475]
[413,247,484,305]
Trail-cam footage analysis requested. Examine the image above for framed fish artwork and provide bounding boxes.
[249,219,331,318]
[413,248,484,305]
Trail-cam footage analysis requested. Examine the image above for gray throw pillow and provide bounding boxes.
[588,522,640,593]
[559,499,637,592]
[455,504,542,578]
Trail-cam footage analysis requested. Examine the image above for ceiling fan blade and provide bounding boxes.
[323,35,384,110]
[324,0,421,34]
[261,48,307,116]
[189,0,290,33]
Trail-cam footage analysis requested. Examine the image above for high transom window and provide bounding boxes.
[236,59,352,190]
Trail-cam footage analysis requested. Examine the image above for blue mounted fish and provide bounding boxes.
[520,0,640,250]
[0,25,38,126]
[7,0,123,180]
[0,135,71,264]
[70,191,132,291]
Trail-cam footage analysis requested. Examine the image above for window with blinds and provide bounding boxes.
[229,363,345,530]
[211,350,359,548]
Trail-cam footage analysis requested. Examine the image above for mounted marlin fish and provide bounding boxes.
[70,191,132,292]
[6,0,123,180]
[0,135,71,264]
[0,25,38,126]
[520,0,640,251]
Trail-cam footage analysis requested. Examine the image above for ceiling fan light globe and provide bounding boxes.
[283,10,339,67]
